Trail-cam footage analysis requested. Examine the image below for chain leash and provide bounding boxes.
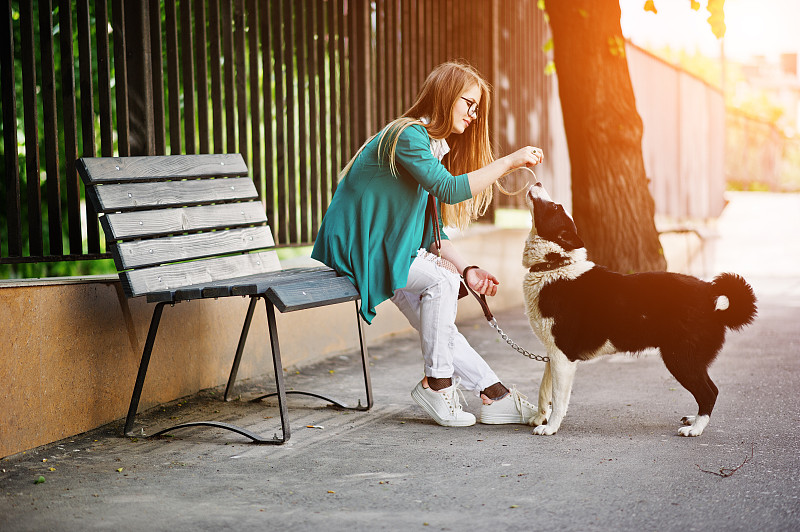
[488,318,550,363]
[461,265,550,364]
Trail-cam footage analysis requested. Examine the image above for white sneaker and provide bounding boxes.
[479,386,537,425]
[411,378,476,427]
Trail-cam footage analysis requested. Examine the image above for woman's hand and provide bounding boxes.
[505,146,543,169]
[467,146,543,196]
[464,267,500,297]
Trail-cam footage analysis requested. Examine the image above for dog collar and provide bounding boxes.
[529,256,572,273]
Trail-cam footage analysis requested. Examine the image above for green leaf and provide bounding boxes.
[34,476,45,484]
[608,35,626,58]
[706,0,726,39]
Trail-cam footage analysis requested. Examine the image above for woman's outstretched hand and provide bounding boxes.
[464,267,500,297]
[507,146,543,169]
[466,146,543,196]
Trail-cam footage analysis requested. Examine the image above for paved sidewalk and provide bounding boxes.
[1,192,799,531]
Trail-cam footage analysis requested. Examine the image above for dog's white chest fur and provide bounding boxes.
[522,235,593,347]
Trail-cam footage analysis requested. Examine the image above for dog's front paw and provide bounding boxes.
[532,424,558,436]
[531,412,548,427]
[677,414,709,437]
[678,425,703,437]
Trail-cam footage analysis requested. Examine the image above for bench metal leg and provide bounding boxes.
[124,302,167,437]
[129,297,373,445]
[263,298,291,443]
[123,300,279,444]
[355,301,374,410]
[251,301,373,429]
[223,296,258,401]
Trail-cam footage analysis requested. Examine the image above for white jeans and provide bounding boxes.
[391,250,500,395]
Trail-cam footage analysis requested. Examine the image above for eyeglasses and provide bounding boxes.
[460,96,479,118]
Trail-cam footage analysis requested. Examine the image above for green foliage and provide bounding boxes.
[734,92,786,126]
[776,138,800,192]
[651,46,791,133]
[640,1,725,39]
[725,180,771,192]
[1,1,113,277]
[652,46,731,89]
[0,258,116,279]
[608,35,626,58]
[706,0,726,39]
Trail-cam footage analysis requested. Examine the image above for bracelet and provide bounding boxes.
[462,265,480,279]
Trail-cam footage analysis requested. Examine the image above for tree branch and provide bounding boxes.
[696,442,755,478]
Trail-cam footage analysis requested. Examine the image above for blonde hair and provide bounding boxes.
[340,61,494,229]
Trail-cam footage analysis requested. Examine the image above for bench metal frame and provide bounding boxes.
[126,296,371,444]
[78,154,373,444]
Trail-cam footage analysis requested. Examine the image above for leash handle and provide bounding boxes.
[462,265,494,321]
[425,194,443,255]
[496,166,537,195]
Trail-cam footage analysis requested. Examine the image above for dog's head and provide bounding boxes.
[523,182,586,270]
[525,183,584,250]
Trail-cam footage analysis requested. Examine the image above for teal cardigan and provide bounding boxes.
[311,124,472,323]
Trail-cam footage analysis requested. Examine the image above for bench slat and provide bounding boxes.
[77,154,248,183]
[145,266,337,302]
[101,201,268,240]
[112,226,276,270]
[120,250,281,298]
[90,177,257,213]
[228,267,340,297]
[266,276,359,313]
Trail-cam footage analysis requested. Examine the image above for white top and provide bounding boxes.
[420,117,451,161]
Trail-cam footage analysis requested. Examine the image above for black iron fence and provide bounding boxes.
[0,0,553,268]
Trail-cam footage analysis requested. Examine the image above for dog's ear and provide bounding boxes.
[556,229,584,251]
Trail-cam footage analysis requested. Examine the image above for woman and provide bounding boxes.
[312,61,543,427]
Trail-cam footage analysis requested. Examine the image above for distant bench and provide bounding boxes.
[77,153,372,444]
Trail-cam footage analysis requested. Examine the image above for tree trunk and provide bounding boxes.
[547,0,666,273]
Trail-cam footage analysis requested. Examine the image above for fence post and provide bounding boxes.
[1,0,21,256]
[124,1,155,156]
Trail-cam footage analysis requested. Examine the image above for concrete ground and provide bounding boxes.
[2,192,799,531]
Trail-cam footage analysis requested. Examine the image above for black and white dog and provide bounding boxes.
[522,182,757,437]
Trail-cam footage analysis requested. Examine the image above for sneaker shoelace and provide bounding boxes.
[511,387,536,415]
[444,377,468,414]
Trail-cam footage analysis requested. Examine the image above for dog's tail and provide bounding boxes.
[711,273,757,331]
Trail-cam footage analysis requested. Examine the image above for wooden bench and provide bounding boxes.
[77,153,373,444]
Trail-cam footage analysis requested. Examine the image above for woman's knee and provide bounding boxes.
[420,275,460,302]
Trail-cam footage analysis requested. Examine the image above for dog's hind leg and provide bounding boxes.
[532,362,553,426]
[532,353,577,436]
[662,355,718,437]
[681,374,718,427]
